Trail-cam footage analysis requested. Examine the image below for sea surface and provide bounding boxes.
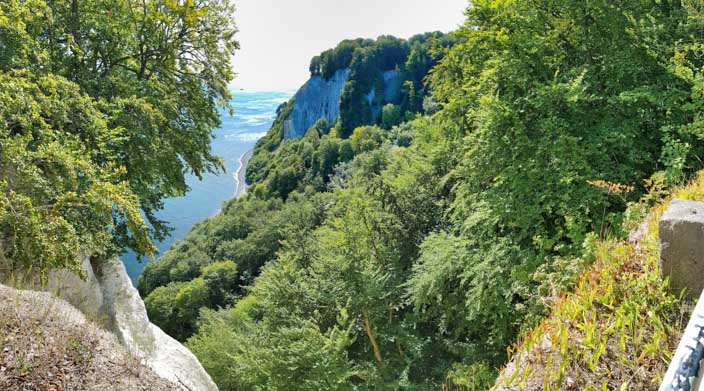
[120,91,292,285]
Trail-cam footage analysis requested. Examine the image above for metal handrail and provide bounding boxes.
[660,290,704,391]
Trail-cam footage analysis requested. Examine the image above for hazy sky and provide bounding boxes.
[231,0,468,91]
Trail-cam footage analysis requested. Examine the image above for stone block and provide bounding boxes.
[659,199,704,300]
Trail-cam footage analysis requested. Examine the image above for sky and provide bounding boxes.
[231,0,468,91]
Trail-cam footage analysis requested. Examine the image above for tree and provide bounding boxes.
[3,0,239,256]
[339,140,355,162]
[188,305,356,390]
[349,126,383,153]
[144,282,183,337]
[175,278,210,324]
[339,79,373,136]
[309,118,331,136]
[145,277,211,341]
[202,261,239,308]
[381,104,403,129]
[313,137,340,179]
[309,56,322,76]
[0,71,153,277]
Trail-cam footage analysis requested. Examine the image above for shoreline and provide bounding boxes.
[234,149,253,198]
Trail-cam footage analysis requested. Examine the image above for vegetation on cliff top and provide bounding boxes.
[246,33,456,191]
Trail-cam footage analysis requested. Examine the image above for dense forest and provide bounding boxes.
[139,1,704,390]
[4,0,704,390]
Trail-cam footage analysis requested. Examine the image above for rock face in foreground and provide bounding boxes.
[0,283,176,390]
[45,255,105,320]
[659,199,704,299]
[4,257,218,391]
[96,258,218,391]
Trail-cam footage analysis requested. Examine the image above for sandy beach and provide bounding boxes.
[235,149,253,198]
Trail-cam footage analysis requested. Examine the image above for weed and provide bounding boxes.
[493,172,704,390]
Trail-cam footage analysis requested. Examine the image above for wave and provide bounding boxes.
[229,112,275,126]
[236,100,288,112]
[224,131,268,142]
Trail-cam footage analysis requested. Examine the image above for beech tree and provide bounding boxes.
[0,0,238,274]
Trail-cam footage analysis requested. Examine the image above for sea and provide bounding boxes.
[120,90,292,286]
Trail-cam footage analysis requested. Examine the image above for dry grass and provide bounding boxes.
[0,284,176,390]
[492,172,704,391]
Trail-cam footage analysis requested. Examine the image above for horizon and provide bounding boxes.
[231,0,468,91]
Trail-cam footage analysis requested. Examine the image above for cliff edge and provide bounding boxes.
[0,283,176,390]
[3,257,218,391]
[282,68,400,140]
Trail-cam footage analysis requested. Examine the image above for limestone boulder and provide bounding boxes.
[659,199,704,299]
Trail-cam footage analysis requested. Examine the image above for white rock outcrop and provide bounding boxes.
[45,255,105,320]
[2,257,218,391]
[285,69,350,139]
[96,257,218,391]
[283,68,401,140]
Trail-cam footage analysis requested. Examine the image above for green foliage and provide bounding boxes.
[144,261,236,341]
[145,277,211,340]
[151,1,704,389]
[445,362,496,391]
[0,0,237,275]
[188,306,357,390]
[49,0,237,246]
[381,103,403,130]
[140,193,329,340]
[349,126,383,154]
[246,122,404,200]
[178,127,453,388]
[310,39,370,80]
[201,261,239,308]
[144,282,182,337]
[0,71,153,277]
[174,278,210,327]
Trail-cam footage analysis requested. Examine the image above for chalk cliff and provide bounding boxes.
[284,69,350,139]
[283,69,401,140]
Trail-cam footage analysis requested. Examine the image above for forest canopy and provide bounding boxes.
[143,1,704,389]
[0,0,238,276]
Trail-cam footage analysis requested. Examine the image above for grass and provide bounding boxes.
[0,279,175,390]
[491,172,704,390]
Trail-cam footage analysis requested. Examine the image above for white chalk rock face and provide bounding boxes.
[46,255,105,320]
[283,68,402,140]
[285,68,350,139]
[96,257,218,391]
